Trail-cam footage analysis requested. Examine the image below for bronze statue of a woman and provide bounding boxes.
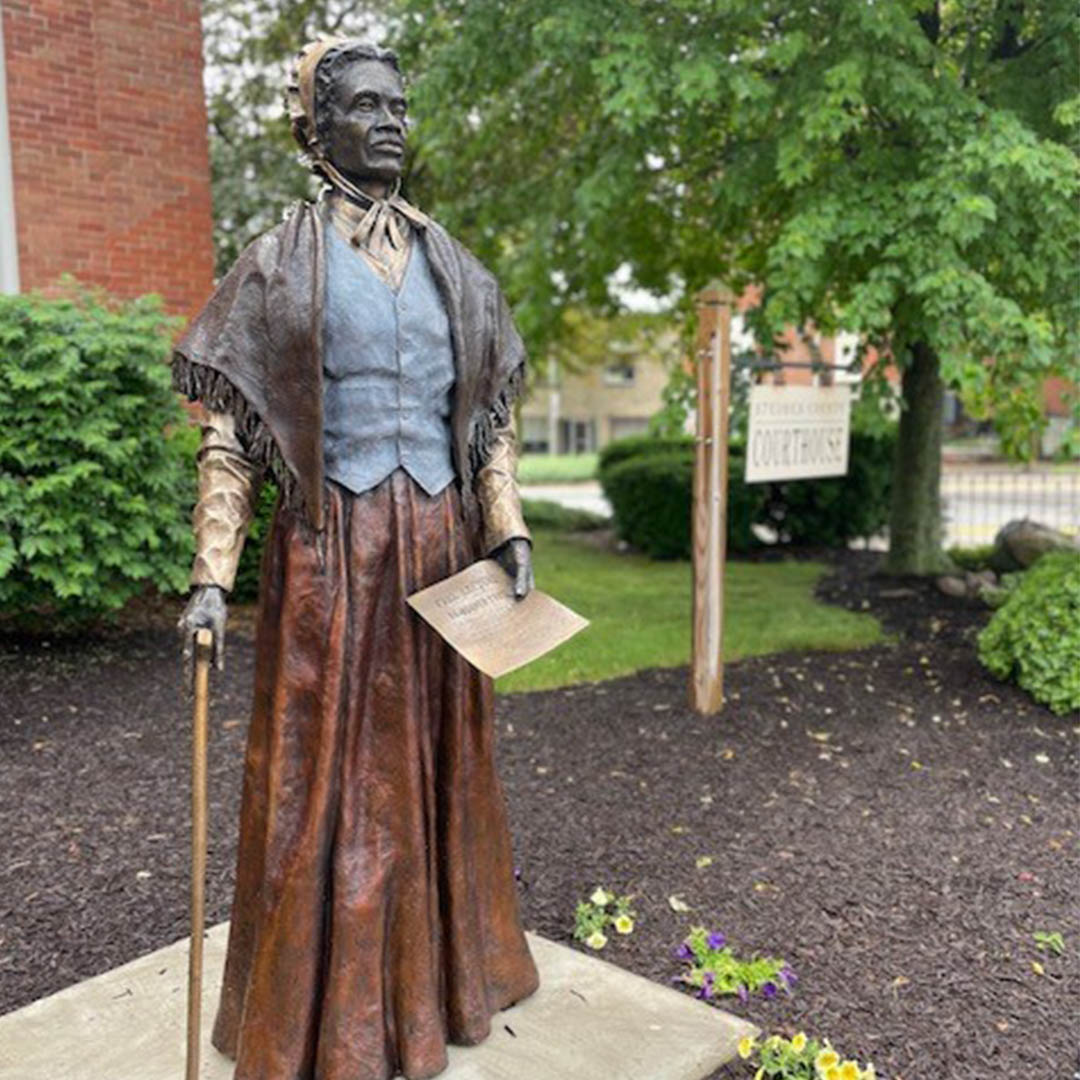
[175,38,539,1080]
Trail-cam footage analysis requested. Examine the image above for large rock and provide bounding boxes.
[990,519,1079,573]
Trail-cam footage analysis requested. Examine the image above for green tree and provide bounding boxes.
[202,0,380,274]
[394,0,1079,573]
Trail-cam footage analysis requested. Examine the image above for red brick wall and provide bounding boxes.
[1043,377,1074,418]
[3,0,214,316]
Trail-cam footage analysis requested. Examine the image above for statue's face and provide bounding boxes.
[322,59,407,186]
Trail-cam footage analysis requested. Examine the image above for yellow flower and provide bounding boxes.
[861,1066,877,1080]
[816,1047,840,1072]
[584,930,608,950]
[613,914,634,935]
[840,1063,860,1080]
[589,887,613,906]
[737,1035,756,1060]
[824,1068,842,1080]
[791,1032,808,1053]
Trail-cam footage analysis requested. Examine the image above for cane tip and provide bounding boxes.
[194,628,213,648]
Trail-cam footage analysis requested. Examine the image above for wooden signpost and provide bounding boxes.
[689,291,855,715]
[691,287,732,715]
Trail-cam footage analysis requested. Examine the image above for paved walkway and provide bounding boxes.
[0,925,754,1080]
[522,482,612,518]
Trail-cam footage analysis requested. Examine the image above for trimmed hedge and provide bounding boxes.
[601,452,696,559]
[757,426,896,547]
[0,289,194,625]
[977,550,1080,716]
[598,413,896,560]
[598,433,696,473]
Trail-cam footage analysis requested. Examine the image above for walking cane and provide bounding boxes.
[187,627,213,1080]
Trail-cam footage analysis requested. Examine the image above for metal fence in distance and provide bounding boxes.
[941,463,1080,549]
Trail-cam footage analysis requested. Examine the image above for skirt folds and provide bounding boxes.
[211,469,539,1080]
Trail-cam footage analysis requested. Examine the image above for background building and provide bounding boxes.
[0,0,213,313]
[520,344,675,455]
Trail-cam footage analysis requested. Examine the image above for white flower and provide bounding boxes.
[585,930,608,950]
[589,887,613,907]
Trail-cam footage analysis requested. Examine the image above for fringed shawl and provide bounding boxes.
[172,201,526,532]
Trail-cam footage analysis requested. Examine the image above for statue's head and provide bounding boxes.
[289,40,406,196]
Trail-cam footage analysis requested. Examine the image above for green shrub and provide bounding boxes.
[977,551,1080,715]
[598,414,895,558]
[0,288,194,625]
[726,451,769,554]
[758,425,895,547]
[598,435,765,557]
[598,433,695,473]
[601,452,695,558]
[522,498,608,532]
[948,544,997,572]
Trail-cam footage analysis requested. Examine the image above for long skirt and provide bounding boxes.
[211,470,539,1080]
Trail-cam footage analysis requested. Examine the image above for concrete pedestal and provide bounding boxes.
[0,924,755,1079]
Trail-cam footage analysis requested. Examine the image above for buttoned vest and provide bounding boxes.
[322,224,456,497]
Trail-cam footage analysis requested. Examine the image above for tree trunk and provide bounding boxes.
[886,340,949,574]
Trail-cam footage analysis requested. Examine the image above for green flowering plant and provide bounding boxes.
[1033,931,1065,956]
[572,886,636,950]
[674,927,795,1003]
[738,1032,877,1080]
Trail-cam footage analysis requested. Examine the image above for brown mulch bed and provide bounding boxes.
[0,552,1076,1080]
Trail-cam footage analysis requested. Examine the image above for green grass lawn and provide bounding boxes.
[497,530,885,693]
[517,452,599,485]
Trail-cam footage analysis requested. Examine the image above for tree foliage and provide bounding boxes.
[392,0,1078,572]
[202,0,382,273]
[0,288,194,625]
[395,0,1078,415]
[201,1,1077,571]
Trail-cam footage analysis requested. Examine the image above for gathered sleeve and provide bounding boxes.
[473,418,530,555]
[189,411,264,593]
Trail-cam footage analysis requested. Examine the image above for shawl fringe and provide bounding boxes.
[176,351,525,531]
[468,360,526,479]
[172,354,311,526]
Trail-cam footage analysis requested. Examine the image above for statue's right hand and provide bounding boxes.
[178,584,228,676]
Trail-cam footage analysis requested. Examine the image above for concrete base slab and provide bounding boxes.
[0,924,756,1080]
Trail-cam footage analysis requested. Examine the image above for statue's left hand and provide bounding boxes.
[493,537,534,599]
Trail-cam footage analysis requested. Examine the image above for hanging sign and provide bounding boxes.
[745,384,851,483]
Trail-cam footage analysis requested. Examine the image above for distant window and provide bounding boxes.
[604,362,636,386]
[558,419,595,454]
[520,416,549,454]
[610,416,649,442]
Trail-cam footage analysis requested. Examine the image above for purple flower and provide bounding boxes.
[737,984,749,1003]
[696,981,714,1001]
[706,931,726,950]
[674,942,694,961]
[762,982,778,999]
[779,966,798,988]
[513,866,522,880]
[703,971,715,986]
